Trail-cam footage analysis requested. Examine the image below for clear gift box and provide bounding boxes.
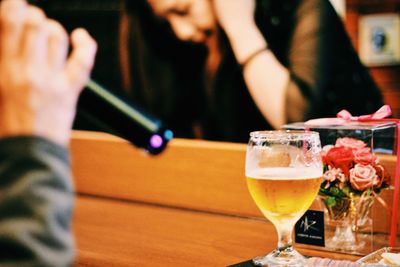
[284,120,398,255]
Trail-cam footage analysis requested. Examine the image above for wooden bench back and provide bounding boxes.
[70,131,398,234]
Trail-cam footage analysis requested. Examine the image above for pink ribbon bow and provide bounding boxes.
[305,105,392,125]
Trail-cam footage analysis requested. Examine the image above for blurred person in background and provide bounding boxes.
[0,0,96,266]
[119,0,383,142]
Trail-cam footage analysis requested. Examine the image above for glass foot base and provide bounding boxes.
[252,248,306,267]
[325,224,365,252]
[325,237,365,252]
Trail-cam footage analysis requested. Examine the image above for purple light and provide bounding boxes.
[150,134,163,148]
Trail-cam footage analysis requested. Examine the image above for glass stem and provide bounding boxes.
[276,224,293,251]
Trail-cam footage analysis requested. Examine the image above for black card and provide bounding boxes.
[294,209,325,247]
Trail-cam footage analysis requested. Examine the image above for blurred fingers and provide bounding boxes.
[20,6,47,68]
[47,19,68,70]
[0,0,27,60]
[65,28,97,91]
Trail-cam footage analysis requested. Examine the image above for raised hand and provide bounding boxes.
[0,0,97,146]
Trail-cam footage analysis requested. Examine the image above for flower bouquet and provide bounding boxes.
[319,137,391,252]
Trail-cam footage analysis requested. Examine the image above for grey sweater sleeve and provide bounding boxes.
[0,136,74,267]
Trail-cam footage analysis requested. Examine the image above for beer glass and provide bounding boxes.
[245,131,323,266]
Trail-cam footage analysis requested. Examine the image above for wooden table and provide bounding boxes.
[70,131,398,266]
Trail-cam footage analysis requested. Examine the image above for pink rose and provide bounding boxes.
[349,164,379,191]
[354,147,377,165]
[335,137,367,150]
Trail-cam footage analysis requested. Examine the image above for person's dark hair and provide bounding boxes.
[119,0,210,138]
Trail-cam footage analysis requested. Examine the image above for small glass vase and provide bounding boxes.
[318,194,375,253]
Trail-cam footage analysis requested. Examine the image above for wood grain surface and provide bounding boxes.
[73,195,360,266]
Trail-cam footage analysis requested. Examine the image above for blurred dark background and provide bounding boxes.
[37,0,124,93]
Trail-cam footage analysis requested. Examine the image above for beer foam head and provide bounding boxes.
[246,167,322,180]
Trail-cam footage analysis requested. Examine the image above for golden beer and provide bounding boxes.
[246,167,321,228]
[245,131,322,266]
